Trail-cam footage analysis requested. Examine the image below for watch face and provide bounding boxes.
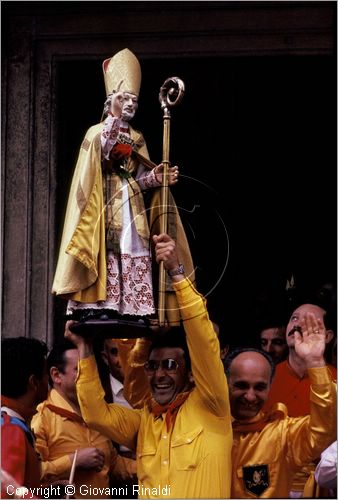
[168,264,185,276]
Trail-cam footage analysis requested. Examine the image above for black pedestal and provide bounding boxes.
[69,318,154,339]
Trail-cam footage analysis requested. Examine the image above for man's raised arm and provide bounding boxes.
[65,322,140,451]
[153,233,230,418]
[287,313,337,467]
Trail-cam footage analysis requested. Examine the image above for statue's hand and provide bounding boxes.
[110,91,124,118]
[168,165,179,185]
[155,164,179,185]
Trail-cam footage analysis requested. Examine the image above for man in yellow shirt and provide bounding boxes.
[65,233,232,499]
[31,341,137,498]
[224,310,336,498]
[105,308,337,499]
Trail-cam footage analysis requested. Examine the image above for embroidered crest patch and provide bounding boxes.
[242,464,269,496]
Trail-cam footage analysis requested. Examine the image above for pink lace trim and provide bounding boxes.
[68,253,155,316]
[105,253,155,315]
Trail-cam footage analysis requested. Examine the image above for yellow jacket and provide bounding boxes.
[52,123,150,302]
[231,367,336,498]
[76,278,232,498]
[51,122,195,324]
[31,389,136,498]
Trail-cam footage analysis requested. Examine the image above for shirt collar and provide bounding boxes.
[286,358,308,380]
[110,374,124,396]
[48,388,81,415]
[1,406,25,421]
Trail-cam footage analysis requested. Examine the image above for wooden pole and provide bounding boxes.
[158,78,185,325]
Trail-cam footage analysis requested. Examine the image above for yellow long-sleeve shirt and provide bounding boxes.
[231,366,336,498]
[31,389,136,498]
[76,278,232,498]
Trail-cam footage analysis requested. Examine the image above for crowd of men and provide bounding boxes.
[1,233,337,499]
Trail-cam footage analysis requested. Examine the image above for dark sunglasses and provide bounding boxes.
[144,358,179,373]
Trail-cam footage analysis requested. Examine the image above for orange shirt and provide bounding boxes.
[265,360,337,417]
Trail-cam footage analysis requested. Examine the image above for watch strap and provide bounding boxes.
[167,264,185,277]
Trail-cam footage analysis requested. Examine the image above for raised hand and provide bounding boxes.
[110,91,124,118]
[153,233,179,270]
[294,312,326,368]
[64,320,93,359]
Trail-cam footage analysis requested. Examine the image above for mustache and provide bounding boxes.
[288,326,302,337]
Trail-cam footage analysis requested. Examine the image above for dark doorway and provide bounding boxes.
[54,54,336,344]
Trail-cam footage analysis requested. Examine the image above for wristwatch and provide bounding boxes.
[167,264,185,277]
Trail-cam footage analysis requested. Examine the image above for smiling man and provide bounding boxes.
[227,350,274,421]
[32,341,138,498]
[65,233,232,498]
[224,311,336,498]
[144,335,194,407]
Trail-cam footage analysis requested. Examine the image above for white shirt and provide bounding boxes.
[109,375,132,453]
[1,406,25,421]
[315,441,337,491]
[110,375,132,409]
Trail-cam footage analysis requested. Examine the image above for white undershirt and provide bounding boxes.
[1,406,25,421]
[110,375,132,453]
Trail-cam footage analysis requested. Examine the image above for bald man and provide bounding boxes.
[224,310,336,498]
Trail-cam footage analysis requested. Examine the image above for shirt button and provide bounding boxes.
[163,435,167,439]
[162,460,168,465]
[186,438,192,443]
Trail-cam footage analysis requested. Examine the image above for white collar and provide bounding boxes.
[1,406,25,421]
[110,374,124,396]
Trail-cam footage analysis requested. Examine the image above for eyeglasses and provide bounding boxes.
[144,359,179,373]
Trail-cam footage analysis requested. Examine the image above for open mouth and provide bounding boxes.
[154,383,172,392]
[238,405,259,417]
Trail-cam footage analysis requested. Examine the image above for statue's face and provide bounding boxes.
[113,92,138,121]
